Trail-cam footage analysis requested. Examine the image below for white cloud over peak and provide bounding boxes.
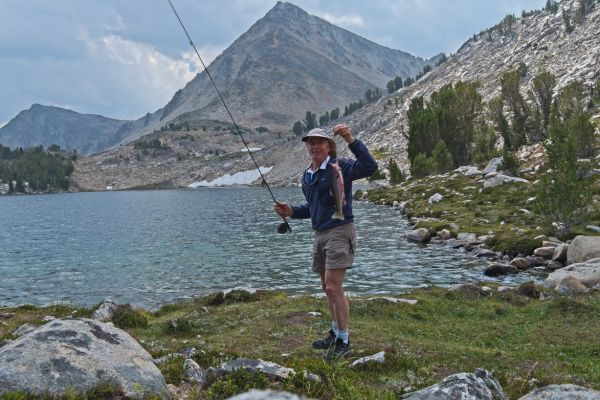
[322,13,364,28]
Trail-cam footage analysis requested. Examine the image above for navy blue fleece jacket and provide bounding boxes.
[291,139,378,231]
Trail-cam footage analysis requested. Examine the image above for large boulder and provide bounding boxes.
[546,258,600,288]
[0,318,168,398]
[518,384,600,399]
[483,174,529,189]
[401,368,506,400]
[567,236,600,265]
[482,157,503,174]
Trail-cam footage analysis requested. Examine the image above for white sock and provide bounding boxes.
[337,329,349,344]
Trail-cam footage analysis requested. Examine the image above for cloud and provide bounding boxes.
[322,13,364,28]
[71,32,226,118]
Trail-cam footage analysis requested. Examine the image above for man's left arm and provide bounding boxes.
[346,140,378,180]
[332,124,378,180]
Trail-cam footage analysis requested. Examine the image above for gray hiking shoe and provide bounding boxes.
[312,329,336,349]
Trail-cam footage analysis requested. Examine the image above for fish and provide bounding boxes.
[329,160,345,220]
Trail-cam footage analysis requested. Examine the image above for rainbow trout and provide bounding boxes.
[329,160,345,220]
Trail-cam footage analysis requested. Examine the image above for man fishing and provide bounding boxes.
[274,124,378,360]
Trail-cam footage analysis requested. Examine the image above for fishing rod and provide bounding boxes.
[166,0,291,234]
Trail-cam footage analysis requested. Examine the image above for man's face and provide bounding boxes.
[305,137,330,163]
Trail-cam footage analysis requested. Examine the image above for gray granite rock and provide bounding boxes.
[0,318,168,398]
[91,300,119,322]
[210,358,295,380]
[402,368,506,400]
[184,358,206,386]
[555,276,590,295]
[351,351,385,368]
[566,236,600,265]
[546,258,600,288]
[518,384,600,399]
[407,228,430,243]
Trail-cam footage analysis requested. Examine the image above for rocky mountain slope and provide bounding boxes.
[341,0,600,175]
[75,0,600,189]
[0,104,126,155]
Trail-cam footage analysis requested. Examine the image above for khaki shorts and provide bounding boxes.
[312,223,356,273]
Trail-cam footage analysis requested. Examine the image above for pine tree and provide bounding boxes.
[388,159,404,185]
[431,141,453,174]
[394,76,403,90]
[529,71,556,137]
[534,116,593,239]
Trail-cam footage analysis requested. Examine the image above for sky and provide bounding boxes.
[0,0,547,126]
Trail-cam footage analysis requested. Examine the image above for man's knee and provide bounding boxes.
[324,280,342,297]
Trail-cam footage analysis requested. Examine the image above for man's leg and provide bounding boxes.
[324,268,348,332]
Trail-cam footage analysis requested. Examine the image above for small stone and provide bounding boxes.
[428,193,443,204]
[533,247,555,258]
[510,258,530,270]
[184,358,206,385]
[303,371,321,383]
[307,311,322,317]
[42,315,56,322]
[497,286,514,292]
[351,351,386,368]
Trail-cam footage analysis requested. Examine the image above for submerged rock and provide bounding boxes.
[484,263,518,277]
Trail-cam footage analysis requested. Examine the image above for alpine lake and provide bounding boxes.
[0,187,541,309]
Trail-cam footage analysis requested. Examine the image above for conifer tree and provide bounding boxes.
[388,159,404,185]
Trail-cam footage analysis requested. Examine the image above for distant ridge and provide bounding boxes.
[0,104,126,155]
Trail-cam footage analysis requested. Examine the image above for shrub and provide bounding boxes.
[485,235,542,256]
[112,304,148,329]
[410,153,434,178]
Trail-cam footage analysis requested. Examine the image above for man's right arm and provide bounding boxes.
[291,204,310,219]
[274,202,310,219]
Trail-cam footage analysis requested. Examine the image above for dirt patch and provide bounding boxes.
[284,312,314,326]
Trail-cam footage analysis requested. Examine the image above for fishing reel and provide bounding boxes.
[277,221,292,234]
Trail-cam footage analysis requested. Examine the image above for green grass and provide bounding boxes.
[3,288,600,399]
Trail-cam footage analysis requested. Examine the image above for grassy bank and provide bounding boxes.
[2,287,600,399]
[356,169,600,255]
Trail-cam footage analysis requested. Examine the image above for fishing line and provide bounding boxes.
[167,0,291,233]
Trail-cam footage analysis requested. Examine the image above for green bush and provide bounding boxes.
[112,304,148,329]
[485,235,541,256]
[410,153,434,178]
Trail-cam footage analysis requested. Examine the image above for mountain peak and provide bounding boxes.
[265,2,309,22]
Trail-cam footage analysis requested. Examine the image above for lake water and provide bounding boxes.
[0,188,538,309]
